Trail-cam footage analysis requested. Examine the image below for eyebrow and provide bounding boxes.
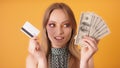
[62,20,70,23]
[48,20,71,24]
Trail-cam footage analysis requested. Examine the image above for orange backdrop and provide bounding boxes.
[0,0,120,68]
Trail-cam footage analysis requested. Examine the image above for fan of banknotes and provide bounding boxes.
[74,12,110,46]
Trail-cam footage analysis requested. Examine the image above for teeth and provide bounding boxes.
[55,37,64,40]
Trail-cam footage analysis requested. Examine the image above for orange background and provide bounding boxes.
[0,0,120,68]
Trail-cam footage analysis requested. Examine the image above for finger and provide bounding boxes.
[35,44,40,51]
[84,36,99,44]
[82,38,97,50]
[31,36,39,40]
[29,39,39,50]
[81,40,94,53]
[82,39,93,48]
[32,39,40,51]
[33,40,40,48]
[83,38,98,52]
[84,36,97,44]
[82,39,98,55]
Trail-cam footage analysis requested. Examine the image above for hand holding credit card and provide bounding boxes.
[21,21,40,38]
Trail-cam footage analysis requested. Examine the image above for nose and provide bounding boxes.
[57,26,64,35]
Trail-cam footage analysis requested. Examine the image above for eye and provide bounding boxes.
[63,23,70,27]
[48,23,55,28]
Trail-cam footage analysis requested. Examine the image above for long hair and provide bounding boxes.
[40,2,80,62]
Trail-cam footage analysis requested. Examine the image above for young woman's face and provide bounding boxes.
[46,9,72,48]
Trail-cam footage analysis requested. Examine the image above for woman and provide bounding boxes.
[26,3,99,68]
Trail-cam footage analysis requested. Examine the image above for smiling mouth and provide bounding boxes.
[54,36,64,41]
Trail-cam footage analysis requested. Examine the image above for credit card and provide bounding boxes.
[20,21,40,38]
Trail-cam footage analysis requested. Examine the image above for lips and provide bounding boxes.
[54,36,64,41]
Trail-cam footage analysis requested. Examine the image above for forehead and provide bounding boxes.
[48,9,69,23]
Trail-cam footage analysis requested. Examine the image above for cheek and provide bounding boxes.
[64,28,72,37]
[46,27,55,37]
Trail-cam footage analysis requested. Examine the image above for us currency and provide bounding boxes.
[94,24,110,39]
[89,14,102,37]
[89,13,98,37]
[74,12,94,45]
[75,12,110,46]
[92,16,110,39]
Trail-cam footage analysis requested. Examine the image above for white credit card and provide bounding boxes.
[20,21,40,38]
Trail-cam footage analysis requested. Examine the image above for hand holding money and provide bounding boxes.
[75,12,110,46]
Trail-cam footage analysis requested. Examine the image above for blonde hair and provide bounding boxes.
[40,3,80,62]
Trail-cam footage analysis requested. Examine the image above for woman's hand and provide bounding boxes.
[80,36,99,67]
[28,36,47,68]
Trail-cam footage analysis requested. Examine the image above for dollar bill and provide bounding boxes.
[75,12,110,46]
[75,12,94,45]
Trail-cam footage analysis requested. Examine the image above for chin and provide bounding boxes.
[52,43,66,48]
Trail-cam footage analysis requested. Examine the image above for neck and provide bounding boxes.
[51,46,68,55]
[51,43,68,48]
